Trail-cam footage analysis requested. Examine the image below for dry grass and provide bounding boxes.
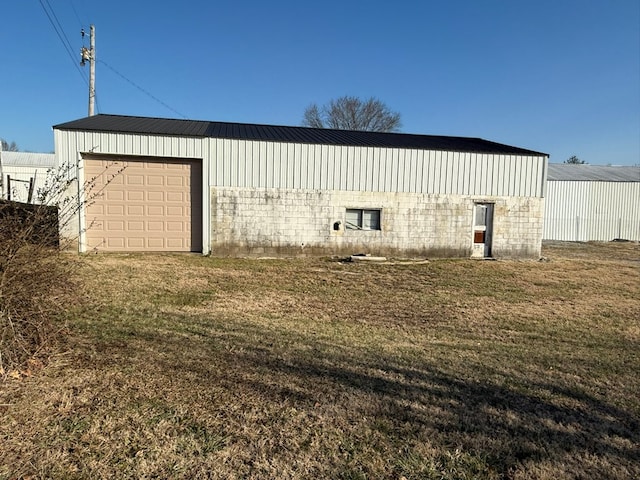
[1,241,639,479]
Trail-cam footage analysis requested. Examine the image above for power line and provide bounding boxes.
[44,0,76,58]
[68,0,86,30]
[98,59,188,119]
[38,0,87,85]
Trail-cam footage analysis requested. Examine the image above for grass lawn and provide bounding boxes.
[1,241,639,479]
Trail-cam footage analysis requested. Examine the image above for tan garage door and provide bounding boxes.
[84,156,202,252]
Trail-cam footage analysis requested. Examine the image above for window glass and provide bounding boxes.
[346,209,380,230]
[474,205,487,226]
[346,209,362,230]
[363,210,380,230]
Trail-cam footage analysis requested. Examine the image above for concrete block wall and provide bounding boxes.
[492,196,545,258]
[210,187,544,259]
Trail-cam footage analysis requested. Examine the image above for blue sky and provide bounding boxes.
[1,1,638,165]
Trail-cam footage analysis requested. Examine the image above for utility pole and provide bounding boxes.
[81,25,96,116]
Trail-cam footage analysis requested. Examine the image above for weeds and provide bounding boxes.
[0,159,124,374]
[1,242,638,479]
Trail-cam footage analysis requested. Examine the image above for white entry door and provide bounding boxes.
[472,203,493,258]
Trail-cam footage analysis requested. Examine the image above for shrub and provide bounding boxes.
[0,160,92,375]
[0,200,79,374]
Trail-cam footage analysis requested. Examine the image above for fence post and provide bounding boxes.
[27,178,35,204]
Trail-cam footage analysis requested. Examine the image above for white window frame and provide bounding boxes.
[345,208,381,231]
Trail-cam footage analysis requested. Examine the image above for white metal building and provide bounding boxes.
[54,114,548,258]
[0,151,56,203]
[544,164,640,242]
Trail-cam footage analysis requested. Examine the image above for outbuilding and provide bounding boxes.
[54,114,548,258]
[0,151,56,203]
[544,164,640,242]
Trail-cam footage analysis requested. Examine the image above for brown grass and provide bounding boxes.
[1,241,639,479]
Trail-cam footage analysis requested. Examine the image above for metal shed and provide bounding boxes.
[0,151,56,204]
[544,164,640,241]
[54,114,548,258]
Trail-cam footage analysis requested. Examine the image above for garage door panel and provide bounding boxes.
[107,190,125,201]
[148,221,164,231]
[147,191,164,202]
[147,205,164,216]
[127,175,144,185]
[127,205,144,215]
[107,220,125,231]
[166,206,184,216]
[147,175,165,186]
[107,205,124,215]
[166,176,184,187]
[127,238,145,248]
[148,238,164,248]
[127,221,144,231]
[84,156,202,252]
[107,238,125,248]
[166,192,184,202]
[86,204,104,215]
[166,222,185,232]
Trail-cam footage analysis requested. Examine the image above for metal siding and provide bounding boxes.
[2,165,52,203]
[251,141,261,188]
[312,145,320,189]
[408,150,418,193]
[482,155,492,196]
[274,142,283,188]
[431,150,441,193]
[544,181,640,241]
[286,143,295,189]
[320,145,329,190]
[345,146,353,191]
[365,147,375,191]
[399,149,409,193]
[301,144,310,189]
[266,142,275,188]
[294,143,302,189]
[381,147,390,192]
[57,128,546,198]
[355,147,364,191]
[459,153,469,194]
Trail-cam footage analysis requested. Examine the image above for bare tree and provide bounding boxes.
[564,155,586,164]
[302,96,401,132]
[1,139,19,152]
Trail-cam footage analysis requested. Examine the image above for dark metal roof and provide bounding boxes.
[54,114,548,156]
[547,164,640,182]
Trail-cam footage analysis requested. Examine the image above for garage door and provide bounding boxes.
[84,156,202,252]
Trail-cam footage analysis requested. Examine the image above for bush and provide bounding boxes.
[0,159,125,375]
[0,200,80,375]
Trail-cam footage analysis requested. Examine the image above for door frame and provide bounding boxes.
[471,202,494,258]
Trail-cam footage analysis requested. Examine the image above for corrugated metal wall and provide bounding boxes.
[55,130,547,198]
[544,181,640,241]
[1,165,53,203]
[55,130,204,161]
[207,138,546,197]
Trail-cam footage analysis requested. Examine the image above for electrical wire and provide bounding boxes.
[98,59,188,119]
[69,0,86,30]
[44,0,76,59]
[40,0,184,119]
[38,0,88,85]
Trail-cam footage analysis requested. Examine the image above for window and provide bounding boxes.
[346,209,381,230]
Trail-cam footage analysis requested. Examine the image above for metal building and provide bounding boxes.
[544,164,640,241]
[0,151,56,203]
[54,114,548,258]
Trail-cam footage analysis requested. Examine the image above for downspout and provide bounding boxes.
[77,151,86,253]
